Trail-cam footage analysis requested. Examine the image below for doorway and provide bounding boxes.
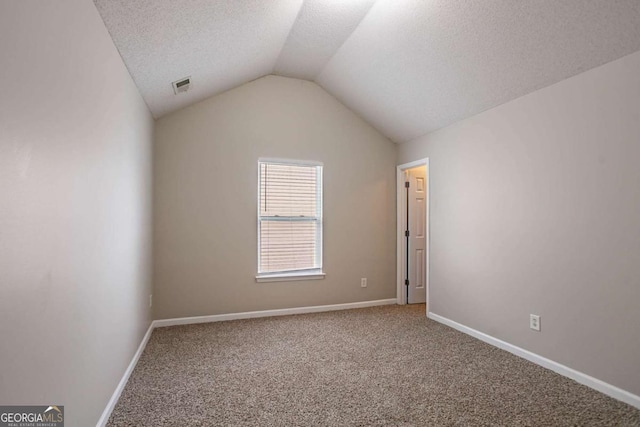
[396,159,429,312]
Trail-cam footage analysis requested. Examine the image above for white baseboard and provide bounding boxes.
[428,312,640,410]
[153,299,398,328]
[96,323,154,427]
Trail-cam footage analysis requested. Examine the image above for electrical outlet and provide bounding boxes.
[361,278,367,288]
[149,294,153,308]
[530,314,540,331]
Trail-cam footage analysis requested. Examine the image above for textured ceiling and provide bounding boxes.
[317,0,640,142]
[95,0,640,142]
[93,0,303,118]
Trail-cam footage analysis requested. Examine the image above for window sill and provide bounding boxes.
[256,272,326,283]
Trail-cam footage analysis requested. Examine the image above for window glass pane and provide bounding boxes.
[258,160,322,275]
[260,163,317,217]
[260,219,317,273]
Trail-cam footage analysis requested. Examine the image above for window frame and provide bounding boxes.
[256,158,324,282]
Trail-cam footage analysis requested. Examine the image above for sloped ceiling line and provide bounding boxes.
[273,0,379,80]
[271,0,307,75]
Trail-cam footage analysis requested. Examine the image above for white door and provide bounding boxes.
[405,166,426,304]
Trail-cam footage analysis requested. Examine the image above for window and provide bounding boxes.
[257,159,324,281]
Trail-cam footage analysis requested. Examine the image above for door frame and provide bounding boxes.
[396,158,430,314]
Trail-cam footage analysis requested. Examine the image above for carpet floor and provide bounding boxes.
[107,304,640,426]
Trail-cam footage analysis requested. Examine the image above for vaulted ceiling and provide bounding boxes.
[94,0,640,143]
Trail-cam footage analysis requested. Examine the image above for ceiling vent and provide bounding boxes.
[172,77,191,95]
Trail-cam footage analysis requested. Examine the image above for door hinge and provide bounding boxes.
[405,279,410,286]
[405,230,410,237]
[405,181,410,188]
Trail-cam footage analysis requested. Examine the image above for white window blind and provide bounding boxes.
[258,160,323,275]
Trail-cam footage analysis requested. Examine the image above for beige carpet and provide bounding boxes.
[107,304,640,426]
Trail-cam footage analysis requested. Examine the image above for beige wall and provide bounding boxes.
[399,50,640,396]
[154,75,397,319]
[0,1,154,425]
